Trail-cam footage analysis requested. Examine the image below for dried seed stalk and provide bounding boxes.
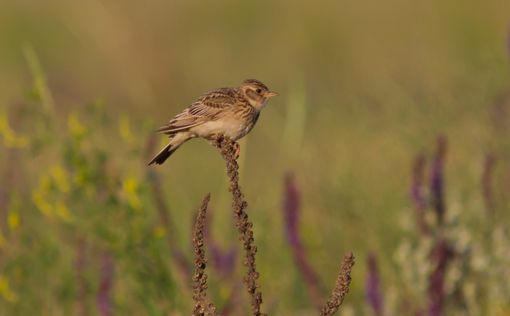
[217,138,266,316]
[192,194,217,316]
[319,252,355,316]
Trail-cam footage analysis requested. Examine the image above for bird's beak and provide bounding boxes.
[265,91,278,98]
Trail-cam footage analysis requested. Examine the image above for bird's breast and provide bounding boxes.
[190,109,259,141]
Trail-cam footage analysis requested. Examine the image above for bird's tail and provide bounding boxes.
[148,135,190,165]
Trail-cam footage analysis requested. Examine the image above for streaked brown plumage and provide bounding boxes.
[148,79,277,165]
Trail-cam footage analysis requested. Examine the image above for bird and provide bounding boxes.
[148,79,278,165]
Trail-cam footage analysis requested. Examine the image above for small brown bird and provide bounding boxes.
[148,79,278,165]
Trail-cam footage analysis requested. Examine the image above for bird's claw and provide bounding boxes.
[211,135,240,160]
[232,141,240,160]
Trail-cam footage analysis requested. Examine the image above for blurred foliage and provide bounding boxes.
[1,0,510,315]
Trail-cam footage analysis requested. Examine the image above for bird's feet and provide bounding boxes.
[232,141,240,160]
[212,135,240,160]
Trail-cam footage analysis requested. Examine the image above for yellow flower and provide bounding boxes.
[153,226,166,239]
[219,285,231,300]
[122,177,141,210]
[32,190,53,218]
[31,174,53,217]
[67,113,86,139]
[0,112,28,148]
[50,165,70,193]
[0,275,18,303]
[31,168,73,220]
[7,212,20,231]
[7,194,21,231]
[119,115,134,143]
[55,201,72,222]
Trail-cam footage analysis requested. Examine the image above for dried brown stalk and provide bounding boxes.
[216,137,266,316]
[192,194,217,316]
[319,252,355,316]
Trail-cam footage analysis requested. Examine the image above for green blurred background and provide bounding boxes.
[1,0,510,315]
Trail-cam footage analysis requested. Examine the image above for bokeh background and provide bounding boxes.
[1,0,510,315]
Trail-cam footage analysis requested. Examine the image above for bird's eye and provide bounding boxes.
[256,88,262,94]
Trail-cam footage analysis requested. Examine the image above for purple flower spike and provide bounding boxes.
[428,239,454,316]
[203,205,237,279]
[284,173,300,248]
[211,245,237,279]
[366,254,384,316]
[283,172,324,308]
[430,136,447,225]
[97,252,114,316]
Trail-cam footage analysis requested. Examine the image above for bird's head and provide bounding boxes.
[240,79,278,110]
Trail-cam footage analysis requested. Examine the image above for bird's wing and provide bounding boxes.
[157,88,239,135]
